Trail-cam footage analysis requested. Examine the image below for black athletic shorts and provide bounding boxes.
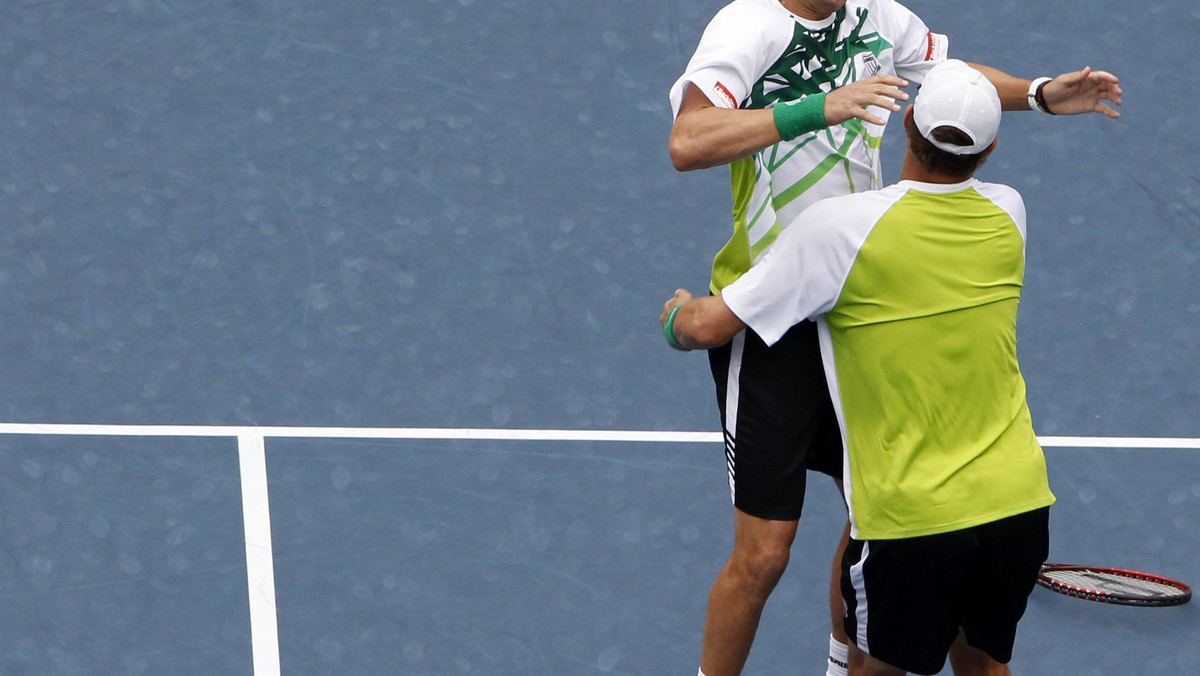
[707,319,842,521]
[841,507,1051,675]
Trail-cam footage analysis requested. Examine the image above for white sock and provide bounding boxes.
[826,634,849,676]
[698,670,707,676]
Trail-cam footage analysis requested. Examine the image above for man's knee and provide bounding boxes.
[729,535,792,585]
[727,510,797,587]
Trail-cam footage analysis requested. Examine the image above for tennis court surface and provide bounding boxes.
[0,0,1196,673]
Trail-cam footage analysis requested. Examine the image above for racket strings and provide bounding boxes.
[1043,570,1184,597]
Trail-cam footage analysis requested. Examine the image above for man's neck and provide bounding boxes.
[779,0,835,22]
[899,152,973,185]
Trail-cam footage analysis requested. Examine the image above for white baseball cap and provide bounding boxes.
[913,59,1001,155]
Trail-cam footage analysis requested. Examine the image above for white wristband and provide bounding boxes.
[1027,77,1054,114]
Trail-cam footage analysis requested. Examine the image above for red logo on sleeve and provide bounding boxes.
[712,81,737,109]
[924,33,948,61]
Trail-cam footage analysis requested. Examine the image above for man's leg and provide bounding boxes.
[950,508,1049,676]
[701,322,837,675]
[847,640,907,676]
[947,630,1013,676]
[827,519,852,675]
[699,509,798,676]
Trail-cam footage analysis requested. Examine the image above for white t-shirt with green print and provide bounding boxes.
[721,179,1056,540]
[669,0,948,292]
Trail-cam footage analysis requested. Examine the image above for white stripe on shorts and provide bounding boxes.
[723,331,746,506]
[850,541,871,653]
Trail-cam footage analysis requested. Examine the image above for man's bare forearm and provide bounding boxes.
[668,76,909,172]
[669,104,782,171]
[970,62,1122,117]
[968,62,1034,111]
[661,291,746,350]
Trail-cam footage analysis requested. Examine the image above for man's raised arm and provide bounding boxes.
[668,75,911,171]
[969,63,1123,117]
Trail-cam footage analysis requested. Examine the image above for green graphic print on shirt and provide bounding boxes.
[713,6,894,292]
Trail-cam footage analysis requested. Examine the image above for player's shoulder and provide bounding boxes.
[848,0,928,27]
[844,0,897,15]
[796,184,910,233]
[697,0,802,64]
[849,0,917,14]
[813,183,911,215]
[971,180,1027,227]
[972,180,1021,199]
[972,181,1025,210]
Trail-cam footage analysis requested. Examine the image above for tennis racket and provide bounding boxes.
[1037,563,1192,607]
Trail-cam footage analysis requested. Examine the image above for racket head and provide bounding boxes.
[1037,563,1192,607]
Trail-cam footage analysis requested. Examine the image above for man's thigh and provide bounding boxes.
[707,320,842,521]
[841,509,1050,675]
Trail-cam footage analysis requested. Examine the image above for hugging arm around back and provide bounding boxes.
[661,290,746,351]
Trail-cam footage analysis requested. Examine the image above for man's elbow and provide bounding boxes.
[668,139,701,172]
[689,325,728,349]
[668,130,712,172]
[684,317,737,350]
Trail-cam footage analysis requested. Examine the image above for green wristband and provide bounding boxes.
[663,305,686,351]
[772,92,827,141]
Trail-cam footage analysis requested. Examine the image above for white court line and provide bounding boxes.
[1,422,1195,676]
[0,422,721,442]
[0,423,1196,447]
[237,434,281,676]
[1038,436,1200,449]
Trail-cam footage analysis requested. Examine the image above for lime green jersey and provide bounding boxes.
[722,179,1056,540]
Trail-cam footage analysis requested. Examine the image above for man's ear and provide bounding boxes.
[979,138,998,162]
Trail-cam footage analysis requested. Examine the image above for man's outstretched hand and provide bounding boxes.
[1042,67,1123,118]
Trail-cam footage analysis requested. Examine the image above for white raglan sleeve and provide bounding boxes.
[973,182,1028,248]
[722,187,907,345]
[668,3,786,117]
[721,197,859,345]
[879,0,949,84]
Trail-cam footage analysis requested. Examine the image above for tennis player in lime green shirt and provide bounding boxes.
[662,60,1054,676]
